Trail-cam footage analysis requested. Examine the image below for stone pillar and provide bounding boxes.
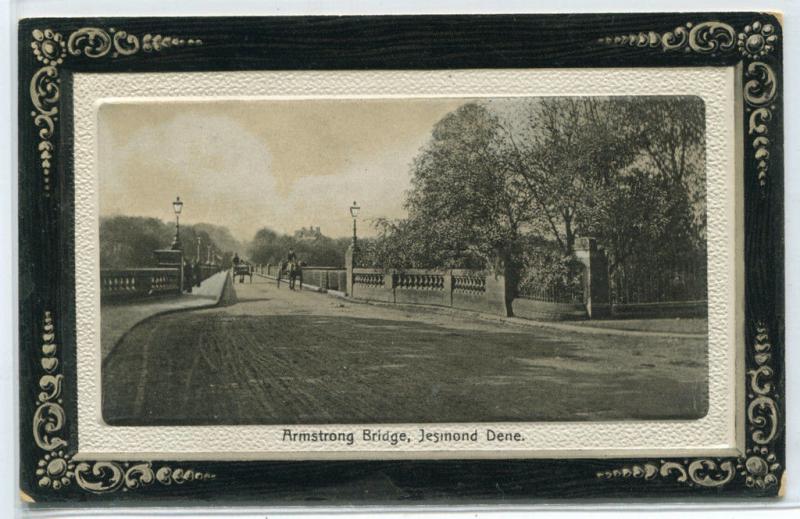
[153,249,184,294]
[444,269,454,307]
[485,272,509,316]
[574,237,610,319]
[345,244,354,297]
[384,269,396,303]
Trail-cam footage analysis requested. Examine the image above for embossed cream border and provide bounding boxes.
[73,68,739,461]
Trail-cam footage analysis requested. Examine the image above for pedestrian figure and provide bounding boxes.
[183,259,194,294]
[668,272,685,301]
[194,259,202,287]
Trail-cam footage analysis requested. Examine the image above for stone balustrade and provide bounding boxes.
[100,268,180,300]
[352,271,384,288]
[452,271,486,294]
[396,272,445,290]
[349,266,507,316]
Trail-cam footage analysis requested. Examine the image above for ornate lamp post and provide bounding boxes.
[196,236,202,261]
[350,200,360,247]
[171,196,183,250]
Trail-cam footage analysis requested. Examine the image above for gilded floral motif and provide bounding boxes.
[737,21,778,59]
[33,312,215,493]
[29,27,201,196]
[598,323,781,489]
[29,24,212,491]
[599,19,779,188]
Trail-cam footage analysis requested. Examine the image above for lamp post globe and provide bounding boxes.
[171,196,183,250]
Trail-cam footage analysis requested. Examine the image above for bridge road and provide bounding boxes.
[102,275,708,425]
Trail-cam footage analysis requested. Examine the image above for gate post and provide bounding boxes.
[575,237,610,319]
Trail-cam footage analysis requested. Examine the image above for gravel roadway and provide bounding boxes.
[102,276,708,425]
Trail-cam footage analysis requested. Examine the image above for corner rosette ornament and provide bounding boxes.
[743,446,780,489]
[36,450,75,490]
[738,21,778,59]
[598,323,782,490]
[32,29,66,65]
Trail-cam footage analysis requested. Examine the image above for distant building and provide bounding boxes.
[293,226,323,241]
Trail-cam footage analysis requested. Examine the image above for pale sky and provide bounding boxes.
[97,98,470,242]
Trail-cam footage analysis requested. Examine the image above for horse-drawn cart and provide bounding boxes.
[233,263,253,283]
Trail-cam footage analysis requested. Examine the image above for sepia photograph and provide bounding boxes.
[97,95,709,426]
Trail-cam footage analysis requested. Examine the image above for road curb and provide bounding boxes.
[488,314,705,339]
[319,289,706,340]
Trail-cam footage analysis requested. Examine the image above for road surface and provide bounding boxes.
[102,276,708,425]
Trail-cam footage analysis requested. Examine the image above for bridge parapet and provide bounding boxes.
[452,270,486,294]
[350,267,507,316]
[100,268,180,300]
[303,267,347,292]
[259,264,347,292]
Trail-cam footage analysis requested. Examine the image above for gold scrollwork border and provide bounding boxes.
[34,311,215,493]
[24,19,782,497]
[599,20,779,189]
[29,27,202,197]
[597,324,781,489]
[595,22,781,489]
[29,25,213,494]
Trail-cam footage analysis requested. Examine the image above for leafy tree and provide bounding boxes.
[502,97,640,256]
[248,227,350,267]
[369,96,706,305]
[574,97,706,289]
[193,223,246,261]
[99,216,240,269]
[100,216,173,268]
[396,103,533,309]
[624,96,706,242]
[499,96,705,301]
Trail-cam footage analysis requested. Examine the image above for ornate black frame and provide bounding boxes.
[18,13,784,503]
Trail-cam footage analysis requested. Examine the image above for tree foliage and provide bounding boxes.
[368,96,706,300]
[363,104,529,298]
[99,216,241,268]
[248,228,350,267]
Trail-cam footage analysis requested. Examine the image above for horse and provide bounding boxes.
[277,260,303,290]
